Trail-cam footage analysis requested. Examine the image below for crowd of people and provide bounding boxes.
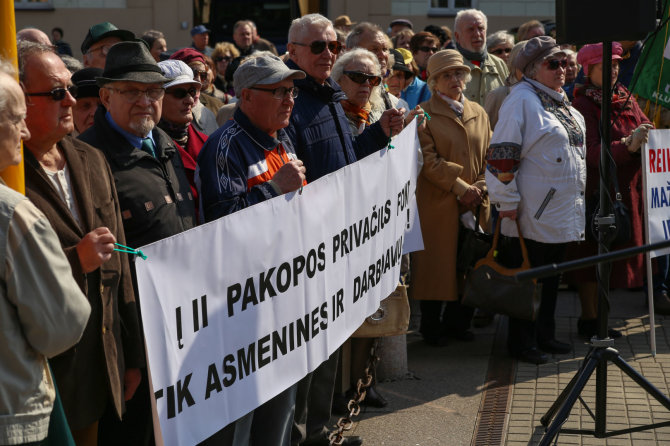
[0,8,666,446]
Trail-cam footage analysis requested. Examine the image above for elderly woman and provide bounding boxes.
[141,30,167,62]
[157,60,208,219]
[567,43,660,337]
[212,42,240,96]
[562,49,580,100]
[484,40,527,129]
[411,49,491,345]
[386,48,431,111]
[486,36,586,364]
[487,31,515,65]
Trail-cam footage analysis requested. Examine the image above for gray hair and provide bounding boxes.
[346,22,383,50]
[426,70,472,95]
[454,9,488,34]
[0,58,18,116]
[487,31,514,51]
[60,54,84,73]
[288,13,333,43]
[331,48,383,110]
[17,40,56,83]
[234,20,256,33]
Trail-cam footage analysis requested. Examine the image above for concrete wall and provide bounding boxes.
[329,0,555,35]
[15,0,192,58]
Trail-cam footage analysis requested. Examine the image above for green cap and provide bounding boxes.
[81,22,135,54]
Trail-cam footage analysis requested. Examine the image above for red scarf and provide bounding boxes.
[341,100,371,129]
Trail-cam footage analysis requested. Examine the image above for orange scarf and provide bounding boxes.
[341,100,371,129]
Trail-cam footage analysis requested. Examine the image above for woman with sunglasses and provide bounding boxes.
[566,42,660,337]
[212,42,240,97]
[157,60,208,219]
[486,31,515,65]
[411,49,491,346]
[486,36,587,364]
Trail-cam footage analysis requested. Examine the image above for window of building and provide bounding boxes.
[14,0,53,10]
[429,0,477,16]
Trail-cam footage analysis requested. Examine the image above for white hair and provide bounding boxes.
[487,30,514,51]
[331,48,383,110]
[288,13,333,43]
[0,59,18,116]
[454,9,488,34]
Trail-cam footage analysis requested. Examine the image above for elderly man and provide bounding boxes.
[17,27,52,46]
[71,67,103,134]
[453,9,508,106]
[190,24,213,57]
[285,13,404,446]
[17,41,143,446]
[81,22,134,69]
[196,52,305,445]
[79,41,196,445]
[0,59,90,446]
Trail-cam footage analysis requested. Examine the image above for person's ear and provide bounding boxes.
[99,87,111,109]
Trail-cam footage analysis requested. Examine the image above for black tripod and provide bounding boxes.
[524,42,670,445]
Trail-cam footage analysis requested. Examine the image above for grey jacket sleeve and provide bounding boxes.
[6,200,90,358]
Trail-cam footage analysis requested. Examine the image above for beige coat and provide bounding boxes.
[411,95,491,301]
[463,53,509,107]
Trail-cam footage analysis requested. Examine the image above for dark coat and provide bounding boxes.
[284,59,388,182]
[24,135,143,428]
[568,83,651,288]
[79,107,196,248]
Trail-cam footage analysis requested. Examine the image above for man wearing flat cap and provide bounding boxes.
[79,41,196,444]
[196,52,305,444]
[81,21,134,69]
[17,40,143,446]
[191,24,213,57]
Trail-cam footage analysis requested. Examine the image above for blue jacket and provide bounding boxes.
[284,59,388,182]
[196,108,297,222]
[401,77,431,110]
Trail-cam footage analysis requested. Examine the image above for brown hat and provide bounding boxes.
[517,36,566,76]
[334,15,356,27]
[427,49,470,83]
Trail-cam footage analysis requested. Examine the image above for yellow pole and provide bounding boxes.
[0,3,24,194]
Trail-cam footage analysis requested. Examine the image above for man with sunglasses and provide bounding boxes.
[79,41,196,445]
[157,59,208,218]
[453,9,508,106]
[81,22,135,69]
[18,40,143,446]
[285,13,404,446]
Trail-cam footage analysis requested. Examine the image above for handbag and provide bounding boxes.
[352,284,410,338]
[462,218,542,321]
[456,205,492,273]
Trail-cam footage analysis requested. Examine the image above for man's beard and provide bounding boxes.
[129,116,156,137]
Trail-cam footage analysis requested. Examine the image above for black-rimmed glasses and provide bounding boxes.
[24,85,78,101]
[248,86,299,100]
[292,40,343,55]
[343,71,382,87]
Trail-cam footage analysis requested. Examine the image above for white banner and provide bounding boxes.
[643,129,670,258]
[135,122,421,446]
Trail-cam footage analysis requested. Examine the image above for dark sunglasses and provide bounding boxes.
[544,58,568,70]
[343,71,382,87]
[214,56,232,63]
[418,46,439,53]
[491,48,512,56]
[24,85,78,101]
[167,87,199,99]
[292,40,343,55]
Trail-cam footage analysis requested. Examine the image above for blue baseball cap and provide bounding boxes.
[191,25,210,37]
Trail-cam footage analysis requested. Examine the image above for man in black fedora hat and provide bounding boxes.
[79,40,196,445]
[81,21,135,69]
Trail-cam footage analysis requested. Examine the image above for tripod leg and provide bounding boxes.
[541,349,596,426]
[610,352,670,411]
[538,352,602,446]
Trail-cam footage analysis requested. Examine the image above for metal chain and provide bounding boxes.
[328,339,380,445]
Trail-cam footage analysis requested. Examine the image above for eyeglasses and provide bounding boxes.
[343,71,382,87]
[106,87,165,102]
[544,58,568,70]
[86,44,112,56]
[440,70,467,80]
[248,86,299,100]
[191,69,208,81]
[491,47,512,56]
[418,46,439,53]
[214,56,232,63]
[24,85,78,101]
[167,87,199,99]
[292,40,343,55]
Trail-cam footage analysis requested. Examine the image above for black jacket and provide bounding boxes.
[79,107,196,248]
